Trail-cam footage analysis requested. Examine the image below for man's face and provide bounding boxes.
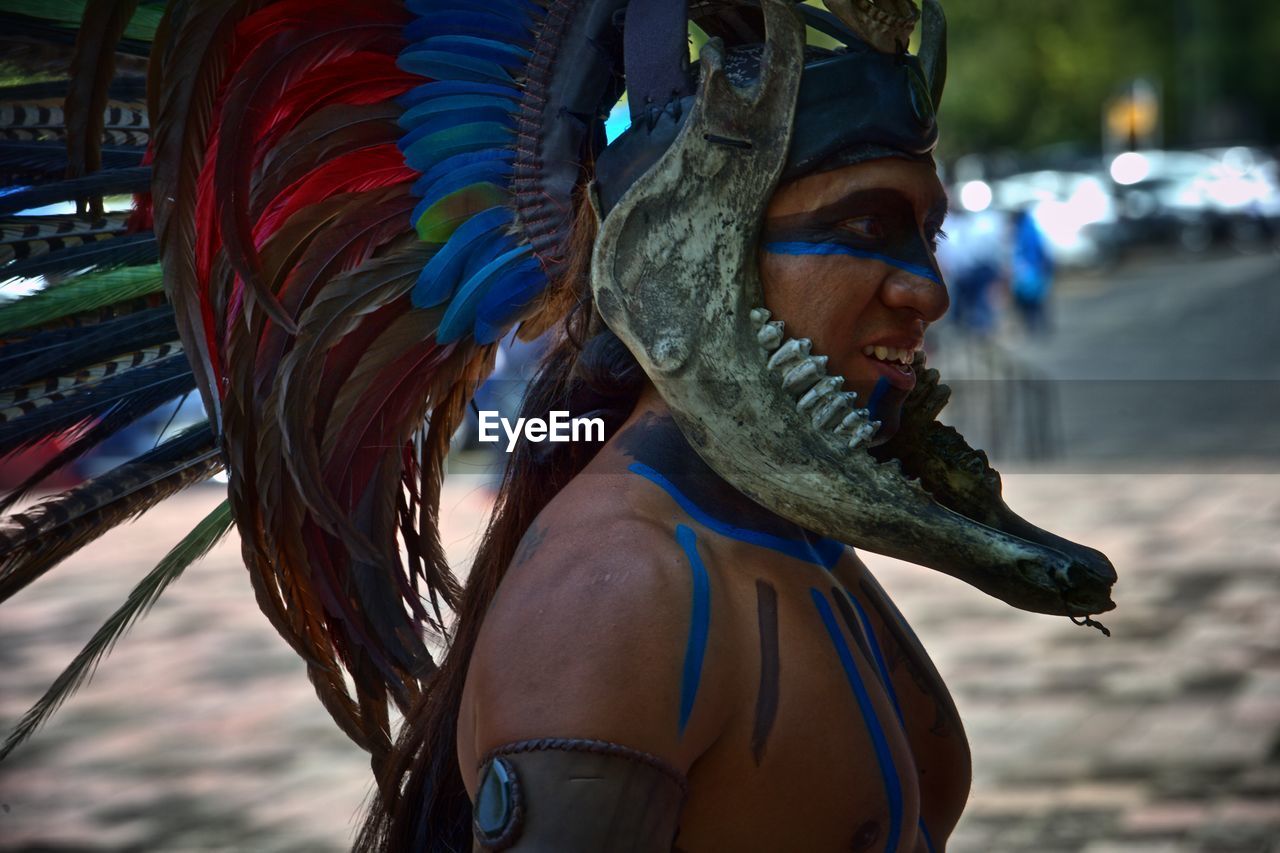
[759,157,950,440]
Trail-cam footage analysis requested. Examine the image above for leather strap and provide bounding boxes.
[473,738,687,852]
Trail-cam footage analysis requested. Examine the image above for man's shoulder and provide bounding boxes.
[497,486,690,620]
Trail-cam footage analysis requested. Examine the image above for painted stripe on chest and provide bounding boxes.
[628,461,844,569]
[751,579,781,765]
[675,524,711,737]
[811,588,904,853]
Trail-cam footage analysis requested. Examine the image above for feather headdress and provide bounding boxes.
[1,0,946,781]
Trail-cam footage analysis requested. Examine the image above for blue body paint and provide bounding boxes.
[848,594,906,728]
[918,818,937,853]
[764,241,943,286]
[675,524,711,737]
[628,462,844,569]
[811,588,904,853]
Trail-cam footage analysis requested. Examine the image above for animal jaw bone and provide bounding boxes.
[591,0,1116,618]
[824,0,921,54]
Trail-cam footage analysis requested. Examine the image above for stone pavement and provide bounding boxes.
[2,468,1278,852]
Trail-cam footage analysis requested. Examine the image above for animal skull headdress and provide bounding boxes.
[589,0,1117,618]
[390,0,1114,618]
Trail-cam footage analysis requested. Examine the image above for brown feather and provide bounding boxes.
[65,0,142,216]
[152,0,260,435]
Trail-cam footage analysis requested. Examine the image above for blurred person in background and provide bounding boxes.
[1009,207,1055,337]
[935,206,1006,340]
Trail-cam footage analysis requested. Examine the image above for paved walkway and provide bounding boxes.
[2,468,1278,851]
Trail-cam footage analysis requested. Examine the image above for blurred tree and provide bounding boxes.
[937,0,1280,156]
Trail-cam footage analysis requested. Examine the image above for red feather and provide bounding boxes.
[254,146,416,244]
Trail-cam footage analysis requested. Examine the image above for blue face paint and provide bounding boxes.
[867,377,892,423]
[763,241,943,286]
[763,187,946,287]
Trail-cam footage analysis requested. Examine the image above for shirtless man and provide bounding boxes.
[459,159,971,851]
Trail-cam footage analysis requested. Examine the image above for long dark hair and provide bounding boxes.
[355,199,646,852]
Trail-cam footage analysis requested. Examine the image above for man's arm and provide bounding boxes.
[458,516,733,851]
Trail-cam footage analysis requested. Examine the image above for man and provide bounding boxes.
[359,1,1115,849]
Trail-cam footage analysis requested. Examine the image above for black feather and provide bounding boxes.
[0,13,152,57]
[0,353,195,458]
[0,140,145,177]
[0,346,187,512]
[0,213,128,265]
[0,305,176,387]
[0,422,221,604]
[0,165,150,215]
[1,232,157,280]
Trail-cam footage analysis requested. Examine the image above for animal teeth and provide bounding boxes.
[757,321,784,350]
[768,337,811,371]
[782,356,826,394]
[749,307,771,329]
[812,392,855,429]
[836,408,872,434]
[847,420,880,448]
[797,376,843,415]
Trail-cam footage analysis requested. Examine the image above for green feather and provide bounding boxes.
[0,263,163,335]
[0,0,163,41]
[414,184,507,244]
[0,500,234,763]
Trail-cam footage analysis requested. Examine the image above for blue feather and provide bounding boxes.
[436,244,533,344]
[473,256,545,344]
[400,94,521,130]
[411,207,513,308]
[398,51,515,86]
[398,80,519,111]
[398,106,513,150]
[406,12,533,45]
[399,122,511,171]
[407,0,540,21]
[409,149,514,197]
[414,158,513,209]
[418,36,529,69]
[409,182,505,235]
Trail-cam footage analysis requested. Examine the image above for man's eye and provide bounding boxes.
[840,216,885,240]
[927,226,948,251]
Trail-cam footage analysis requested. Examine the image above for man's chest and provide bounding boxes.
[675,564,968,852]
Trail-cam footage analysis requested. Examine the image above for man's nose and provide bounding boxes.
[881,268,950,322]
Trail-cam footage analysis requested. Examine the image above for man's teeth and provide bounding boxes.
[863,345,916,365]
[749,307,880,447]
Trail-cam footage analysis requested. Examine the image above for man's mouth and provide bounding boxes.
[861,344,920,390]
[862,344,918,367]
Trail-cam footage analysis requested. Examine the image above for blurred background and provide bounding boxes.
[3,0,1279,851]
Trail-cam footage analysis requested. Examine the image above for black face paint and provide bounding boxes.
[762,188,945,286]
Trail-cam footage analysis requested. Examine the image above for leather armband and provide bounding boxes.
[472,738,688,852]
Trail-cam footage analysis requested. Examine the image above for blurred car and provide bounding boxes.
[985,170,1121,268]
[1107,148,1279,252]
